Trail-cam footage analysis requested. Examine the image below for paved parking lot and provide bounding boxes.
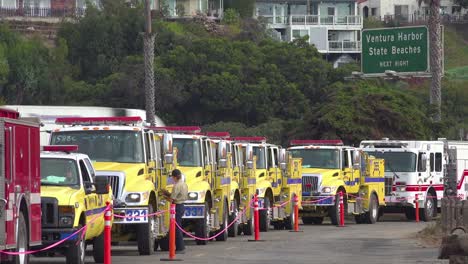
[31,213,448,264]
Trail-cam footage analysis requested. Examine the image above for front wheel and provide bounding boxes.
[195,202,210,245]
[421,195,436,222]
[92,232,105,263]
[14,212,29,264]
[259,197,271,232]
[228,199,239,237]
[66,224,85,264]
[137,204,156,255]
[329,193,342,226]
[365,194,378,224]
[285,198,296,230]
[215,200,228,241]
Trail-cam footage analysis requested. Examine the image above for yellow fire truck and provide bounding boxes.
[50,117,161,255]
[205,132,242,237]
[289,140,385,225]
[233,137,302,231]
[153,126,229,244]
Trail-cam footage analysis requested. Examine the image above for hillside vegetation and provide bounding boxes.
[0,0,466,145]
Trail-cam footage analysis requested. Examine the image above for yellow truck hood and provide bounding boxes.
[178,167,202,187]
[41,186,81,205]
[94,162,147,188]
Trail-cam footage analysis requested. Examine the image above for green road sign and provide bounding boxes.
[362,26,429,75]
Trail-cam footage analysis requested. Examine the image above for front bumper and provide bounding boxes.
[302,195,335,207]
[41,228,80,247]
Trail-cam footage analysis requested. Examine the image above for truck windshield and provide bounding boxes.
[366,151,417,172]
[41,158,80,186]
[50,131,144,163]
[290,149,340,169]
[173,138,202,167]
[253,146,266,169]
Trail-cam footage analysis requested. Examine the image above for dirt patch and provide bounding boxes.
[415,221,444,248]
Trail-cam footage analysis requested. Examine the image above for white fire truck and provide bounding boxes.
[0,108,42,264]
[360,138,468,221]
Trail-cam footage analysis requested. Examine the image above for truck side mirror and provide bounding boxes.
[84,181,96,195]
[246,144,253,162]
[219,158,227,168]
[164,153,174,164]
[353,151,361,169]
[420,153,427,170]
[218,141,227,168]
[95,176,110,194]
[163,134,173,154]
[246,160,254,169]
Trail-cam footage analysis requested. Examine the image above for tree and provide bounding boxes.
[454,0,468,8]
[418,0,442,122]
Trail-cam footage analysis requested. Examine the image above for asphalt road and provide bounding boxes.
[31,213,448,264]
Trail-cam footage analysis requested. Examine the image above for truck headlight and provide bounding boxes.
[321,186,336,194]
[58,206,74,227]
[188,192,198,200]
[125,193,142,203]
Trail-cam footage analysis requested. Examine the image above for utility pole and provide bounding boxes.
[144,0,156,125]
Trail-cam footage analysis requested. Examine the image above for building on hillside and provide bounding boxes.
[0,0,100,18]
[255,0,362,68]
[161,0,224,19]
[358,0,468,24]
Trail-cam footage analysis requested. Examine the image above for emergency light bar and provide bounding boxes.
[205,132,230,139]
[233,137,267,143]
[149,126,202,134]
[290,140,344,146]
[42,145,79,153]
[0,108,19,119]
[55,116,142,126]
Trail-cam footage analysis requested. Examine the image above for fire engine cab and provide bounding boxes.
[0,108,41,264]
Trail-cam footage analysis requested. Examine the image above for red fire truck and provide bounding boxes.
[0,108,41,264]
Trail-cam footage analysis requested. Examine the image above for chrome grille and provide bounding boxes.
[302,175,319,193]
[385,177,393,196]
[107,176,121,199]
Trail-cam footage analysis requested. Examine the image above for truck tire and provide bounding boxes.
[215,200,228,241]
[195,202,210,245]
[228,200,239,237]
[137,204,156,255]
[421,196,435,222]
[158,236,169,251]
[14,212,29,264]
[259,197,271,232]
[329,193,341,226]
[285,199,295,230]
[404,207,416,221]
[365,194,378,224]
[92,232,105,263]
[66,224,85,264]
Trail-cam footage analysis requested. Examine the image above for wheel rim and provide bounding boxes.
[205,207,210,238]
[371,198,377,220]
[79,236,85,263]
[426,198,434,215]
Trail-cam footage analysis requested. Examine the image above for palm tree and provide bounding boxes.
[144,0,156,125]
[418,0,442,122]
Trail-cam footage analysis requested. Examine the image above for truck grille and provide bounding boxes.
[302,175,319,193]
[385,177,393,196]
[41,197,58,228]
[106,176,121,199]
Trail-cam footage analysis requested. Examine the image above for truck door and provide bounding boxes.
[202,139,213,188]
[343,149,358,193]
[144,131,156,182]
[429,151,443,187]
[80,159,100,235]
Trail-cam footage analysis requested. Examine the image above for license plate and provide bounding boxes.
[183,205,205,219]
[114,208,148,223]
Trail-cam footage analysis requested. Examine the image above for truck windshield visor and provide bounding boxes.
[173,138,202,167]
[50,131,144,163]
[290,149,340,169]
[365,151,417,172]
[41,158,80,186]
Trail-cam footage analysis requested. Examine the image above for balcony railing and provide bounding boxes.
[290,15,362,26]
[260,15,362,26]
[328,41,361,52]
[0,7,86,18]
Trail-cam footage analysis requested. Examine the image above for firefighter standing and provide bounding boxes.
[163,169,188,252]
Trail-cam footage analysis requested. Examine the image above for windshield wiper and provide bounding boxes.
[386,162,400,179]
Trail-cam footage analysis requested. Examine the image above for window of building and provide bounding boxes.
[290,4,308,15]
[371,8,377,16]
[327,7,335,16]
[292,29,309,39]
[257,3,273,16]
